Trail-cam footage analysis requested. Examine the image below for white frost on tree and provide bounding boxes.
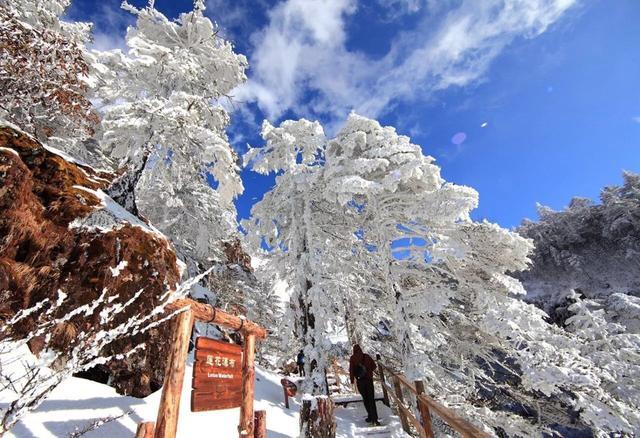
[0,0,97,155]
[89,0,247,270]
[243,119,334,394]
[244,114,640,436]
[517,171,640,327]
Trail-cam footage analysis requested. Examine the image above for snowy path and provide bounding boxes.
[331,392,385,405]
[327,370,409,437]
[334,396,409,437]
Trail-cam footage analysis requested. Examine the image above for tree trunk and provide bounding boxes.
[300,397,336,438]
[106,147,151,216]
[296,218,326,395]
[343,296,360,346]
[394,286,413,368]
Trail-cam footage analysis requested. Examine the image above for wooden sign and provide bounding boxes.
[147,299,266,438]
[191,337,243,412]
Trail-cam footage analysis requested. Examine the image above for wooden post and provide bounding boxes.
[154,309,194,438]
[377,361,390,407]
[136,422,155,438]
[300,397,336,438]
[254,410,266,438]
[415,380,435,438]
[283,385,290,409]
[239,332,257,437]
[393,375,411,434]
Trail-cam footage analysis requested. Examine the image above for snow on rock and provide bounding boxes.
[109,261,128,277]
[0,146,19,158]
[516,172,640,329]
[0,124,182,397]
[69,185,164,237]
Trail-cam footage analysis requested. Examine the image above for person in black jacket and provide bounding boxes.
[349,344,379,425]
[296,350,305,376]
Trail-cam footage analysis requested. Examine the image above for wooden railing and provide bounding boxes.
[377,362,491,438]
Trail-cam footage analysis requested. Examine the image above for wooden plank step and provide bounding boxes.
[353,425,391,436]
[331,392,385,406]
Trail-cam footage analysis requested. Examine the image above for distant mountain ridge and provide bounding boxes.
[516,171,640,331]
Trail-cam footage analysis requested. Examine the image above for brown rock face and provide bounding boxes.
[0,125,181,397]
[223,239,253,272]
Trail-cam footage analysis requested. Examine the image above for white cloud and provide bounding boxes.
[234,0,358,120]
[239,0,577,128]
[633,116,640,124]
[83,3,133,51]
[376,0,424,19]
[204,0,266,41]
[90,32,127,51]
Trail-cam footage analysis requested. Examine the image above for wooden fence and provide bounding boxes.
[377,362,491,438]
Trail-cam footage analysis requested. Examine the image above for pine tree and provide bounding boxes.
[243,119,335,394]
[90,0,248,272]
[245,114,640,435]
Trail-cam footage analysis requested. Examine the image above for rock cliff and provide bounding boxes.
[0,123,182,396]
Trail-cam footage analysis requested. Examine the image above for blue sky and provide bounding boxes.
[68,0,640,229]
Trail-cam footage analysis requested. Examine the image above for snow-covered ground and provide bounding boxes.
[7,359,407,437]
[335,402,407,437]
[7,361,298,438]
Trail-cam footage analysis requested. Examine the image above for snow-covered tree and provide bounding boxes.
[322,114,480,366]
[508,174,640,434]
[243,119,336,394]
[334,122,638,436]
[0,1,97,153]
[245,114,640,436]
[517,171,640,326]
[90,0,247,271]
[196,240,283,348]
[0,0,88,38]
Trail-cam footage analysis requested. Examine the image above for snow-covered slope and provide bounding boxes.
[516,171,640,320]
[8,361,300,438]
[9,358,409,437]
